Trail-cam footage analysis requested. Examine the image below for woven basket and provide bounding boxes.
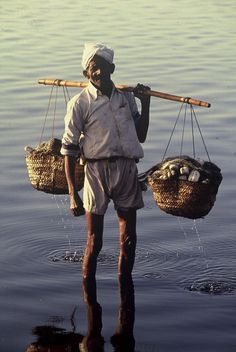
[147,156,222,219]
[25,139,84,195]
[148,177,220,219]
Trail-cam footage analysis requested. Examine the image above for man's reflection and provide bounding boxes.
[26,274,135,352]
[80,276,104,352]
[110,274,135,352]
[81,273,135,352]
[25,322,83,352]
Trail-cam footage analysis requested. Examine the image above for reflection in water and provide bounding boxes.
[110,274,135,352]
[26,322,84,352]
[80,277,104,352]
[81,274,135,351]
[26,274,135,352]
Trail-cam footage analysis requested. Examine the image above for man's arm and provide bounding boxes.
[133,84,151,143]
[65,155,85,216]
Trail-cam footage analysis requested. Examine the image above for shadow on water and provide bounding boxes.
[25,274,137,352]
[26,324,84,352]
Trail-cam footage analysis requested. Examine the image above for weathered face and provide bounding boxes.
[84,54,114,88]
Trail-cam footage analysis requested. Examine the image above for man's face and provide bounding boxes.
[85,54,112,88]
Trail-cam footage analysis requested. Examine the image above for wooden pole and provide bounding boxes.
[38,78,211,108]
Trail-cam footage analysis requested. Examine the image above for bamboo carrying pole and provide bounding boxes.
[38,78,211,108]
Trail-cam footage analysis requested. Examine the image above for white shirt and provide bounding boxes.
[61,81,144,160]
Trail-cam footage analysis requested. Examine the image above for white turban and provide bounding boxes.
[81,43,114,70]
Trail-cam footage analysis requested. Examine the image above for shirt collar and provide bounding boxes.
[87,81,116,100]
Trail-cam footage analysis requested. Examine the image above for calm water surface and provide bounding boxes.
[0,1,236,351]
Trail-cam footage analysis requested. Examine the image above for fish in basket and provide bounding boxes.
[25,138,84,195]
[146,155,222,219]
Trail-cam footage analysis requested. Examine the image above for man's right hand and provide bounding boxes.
[69,192,85,216]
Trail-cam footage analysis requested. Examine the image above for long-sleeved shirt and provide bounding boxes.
[61,81,144,160]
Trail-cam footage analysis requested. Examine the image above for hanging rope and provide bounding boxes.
[162,102,211,162]
[191,104,211,161]
[39,80,69,144]
[62,86,71,105]
[180,103,188,157]
[190,105,196,158]
[162,102,185,161]
[39,83,56,144]
[51,85,58,138]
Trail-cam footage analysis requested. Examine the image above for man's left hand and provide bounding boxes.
[133,83,151,103]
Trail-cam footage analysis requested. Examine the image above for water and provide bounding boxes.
[1,0,236,351]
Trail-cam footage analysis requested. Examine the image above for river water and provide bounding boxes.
[0,0,236,351]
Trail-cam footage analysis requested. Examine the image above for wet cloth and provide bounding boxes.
[81,42,114,70]
[83,158,144,215]
[61,81,143,160]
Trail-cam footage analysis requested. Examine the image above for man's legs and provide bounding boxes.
[83,212,104,279]
[117,208,137,276]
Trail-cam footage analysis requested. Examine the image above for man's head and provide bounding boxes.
[82,43,115,88]
[82,43,114,70]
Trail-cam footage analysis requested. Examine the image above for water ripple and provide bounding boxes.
[181,261,236,295]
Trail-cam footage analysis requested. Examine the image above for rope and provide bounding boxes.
[51,85,58,138]
[62,86,71,105]
[191,105,211,161]
[65,86,71,101]
[39,84,55,144]
[39,80,70,144]
[162,102,184,161]
[180,103,188,156]
[162,102,211,162]
[190,105,196,158]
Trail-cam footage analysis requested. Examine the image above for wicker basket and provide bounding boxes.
[148,177,220,219]
[25,139,84,195]
[147,156,222,219]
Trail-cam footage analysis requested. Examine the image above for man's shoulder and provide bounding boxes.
[116,88,134,101]
[115,89,137,109]
[69,87,90,106]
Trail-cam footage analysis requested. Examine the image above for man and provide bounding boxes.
[61,43,150,279]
